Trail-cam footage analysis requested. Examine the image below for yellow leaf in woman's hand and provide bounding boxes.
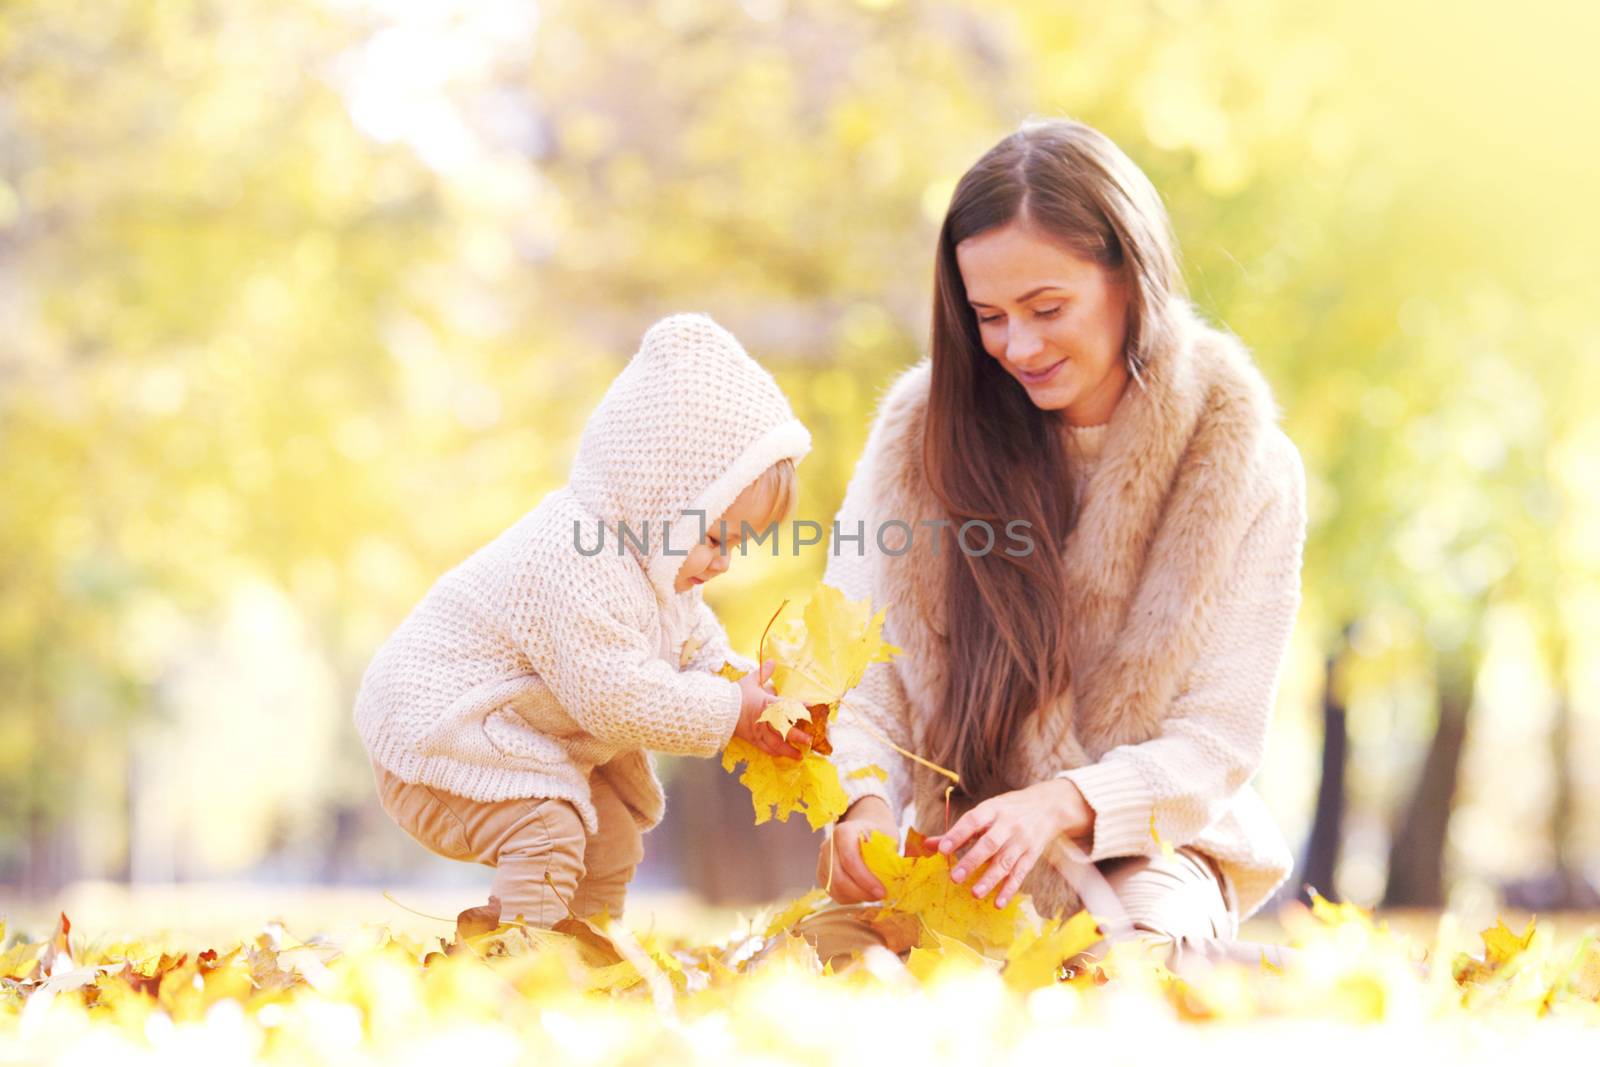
[859,832,1024,952]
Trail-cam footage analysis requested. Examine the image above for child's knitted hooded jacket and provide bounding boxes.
[354,314,812,832]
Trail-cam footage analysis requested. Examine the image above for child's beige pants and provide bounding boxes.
[371,760,642,928]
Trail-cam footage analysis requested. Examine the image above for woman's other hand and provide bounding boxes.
[817,796,897,903]
[921,779,1095,909]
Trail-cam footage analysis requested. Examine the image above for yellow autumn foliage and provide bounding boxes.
[859,831,1025,952]
[768,584,899,709]
[3,896,1596,1064]
[720,737,849,830]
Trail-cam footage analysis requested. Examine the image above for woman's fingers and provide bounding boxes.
[949,823,1005,884]
[993,848,1038,909]
[970,839,1026,898]
[785,725,813,751]
[932,805,994,858]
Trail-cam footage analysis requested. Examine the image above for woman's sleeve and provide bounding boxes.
[824,455,917,817]
[510,552,743,757]
[1058,439,1307,862]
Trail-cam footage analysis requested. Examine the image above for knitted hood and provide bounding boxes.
[569,313,812,602]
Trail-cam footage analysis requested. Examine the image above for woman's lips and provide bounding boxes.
[1015,358,1065,386]
[690,576,705,585]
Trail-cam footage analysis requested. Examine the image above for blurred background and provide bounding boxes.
[3,0,1598,928]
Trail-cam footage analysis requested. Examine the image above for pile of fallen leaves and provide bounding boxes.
[3,893,1599,1064]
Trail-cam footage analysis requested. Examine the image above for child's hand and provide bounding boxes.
[733,659,812,759]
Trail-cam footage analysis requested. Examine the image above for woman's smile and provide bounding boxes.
[1013,357,1066,386]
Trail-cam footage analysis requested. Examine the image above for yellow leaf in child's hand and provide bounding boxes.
[756,697,810,737]
[847,764,889,781]
[770,585,898,708]
[715,661,747,682]
[721,737,848,830]
[860,832,1024,952]
[679,636,703,669]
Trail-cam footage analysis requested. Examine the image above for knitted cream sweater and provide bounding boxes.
[354,315,811,833]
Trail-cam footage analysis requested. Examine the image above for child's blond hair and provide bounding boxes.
[751,457,798,528]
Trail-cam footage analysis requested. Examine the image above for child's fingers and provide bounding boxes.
[760,724,804,760]
[785,725,812,751]
[759,658,776,685]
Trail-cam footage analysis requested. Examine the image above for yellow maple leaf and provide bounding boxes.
[763,889,831,939]
[1003,910,1102,993]
[756,696,810,736]
[721,737,849,830]
[1480,917,1536,968]
[1308,891,1378,930]
[769,584,898,708]
[906,930,992,983]
[859,831,1023,951]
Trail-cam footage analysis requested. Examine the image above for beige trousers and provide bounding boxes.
[371,761,643,928]
[1098,845,1237,941]
[1092,846,1299,971]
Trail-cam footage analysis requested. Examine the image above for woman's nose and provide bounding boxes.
[1006,322,1044,362]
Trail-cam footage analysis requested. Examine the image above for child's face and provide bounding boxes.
[673,479,781,593]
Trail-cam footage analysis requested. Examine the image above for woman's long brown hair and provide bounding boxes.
[922,119,1182,800]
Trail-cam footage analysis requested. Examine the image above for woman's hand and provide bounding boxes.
[731,660,811,759]
[921,778,1095,909]
[817,796,898,903]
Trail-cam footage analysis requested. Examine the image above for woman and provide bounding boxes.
[818,118,1305,944]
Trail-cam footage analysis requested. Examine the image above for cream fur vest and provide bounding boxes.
[831,298,1300,916]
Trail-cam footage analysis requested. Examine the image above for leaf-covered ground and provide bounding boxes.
[3,889,1597,1065]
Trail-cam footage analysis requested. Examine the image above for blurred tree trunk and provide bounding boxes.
[661,757,821,904]
[1540,635,1598,908]
[1381,648,1475,908]
[1299,625,1353,901]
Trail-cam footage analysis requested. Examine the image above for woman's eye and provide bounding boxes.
[1035,306,1062,319]
[978,314,1004,325]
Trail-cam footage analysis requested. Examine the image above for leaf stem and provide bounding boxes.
[756,598,789,685]
[837,705,961,786]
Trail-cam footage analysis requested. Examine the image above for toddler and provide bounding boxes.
[355,314,812,926]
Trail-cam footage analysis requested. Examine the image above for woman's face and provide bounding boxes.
[955,219,1131,426]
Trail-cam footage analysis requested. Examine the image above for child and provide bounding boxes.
[355,313,813,927]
